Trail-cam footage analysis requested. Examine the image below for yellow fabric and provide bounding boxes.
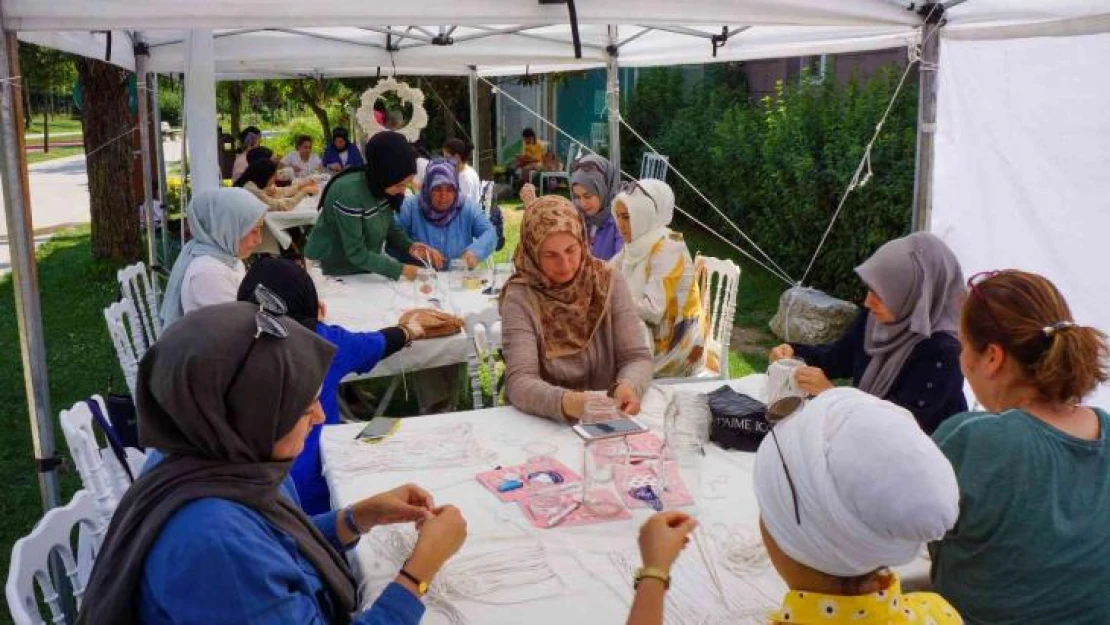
[642,234,709,377]
[522,141,545,164]
[770,576,962,624]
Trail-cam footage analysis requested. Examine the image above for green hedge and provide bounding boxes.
[621,64,917,301]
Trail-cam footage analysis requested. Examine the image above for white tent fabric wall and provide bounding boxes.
[930,32,1110,407]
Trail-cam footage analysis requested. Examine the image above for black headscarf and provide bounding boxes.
[364,131,417,210]
[75,303,353,625]
[238,257,320,331]
[234,158,278,189]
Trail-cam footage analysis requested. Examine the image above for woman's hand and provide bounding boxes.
[561,391,587,421]
[794,366,834,395]
[638,511,697,573]
[409,243,445,270]
[407,505,468,581]
[401,264,420,280]
[461,250,479,270]
[769,343,794,363]
[353,483,435,531]
[519,183,537,207]
[328,162,342,173]
[613,383,642,415]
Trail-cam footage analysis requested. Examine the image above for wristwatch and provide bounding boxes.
[399,565,430,597]
[634,566,671,590]
[342,506,363,536]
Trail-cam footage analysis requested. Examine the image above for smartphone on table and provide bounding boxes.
[571,418,648,441]
[355,417,399,442]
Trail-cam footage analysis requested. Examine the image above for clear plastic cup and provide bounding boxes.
[448,259,466,290]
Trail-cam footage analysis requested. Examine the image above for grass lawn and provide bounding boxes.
[0,227,124,622]
[23,114,83,138]
[25,145,84,165]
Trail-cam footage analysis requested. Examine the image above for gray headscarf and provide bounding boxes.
[160,188,267,327]
[854,232,966,398]
[76,302,353,625]
[569,154,620,228]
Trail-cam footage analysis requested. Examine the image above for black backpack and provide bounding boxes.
[481,181,506,251]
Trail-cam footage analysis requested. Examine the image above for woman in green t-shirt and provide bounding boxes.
[932,269,1110,624]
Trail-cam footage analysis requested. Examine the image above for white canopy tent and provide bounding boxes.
[2,0,1109,511]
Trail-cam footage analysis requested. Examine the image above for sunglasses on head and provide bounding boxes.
[966,270,1003,329]
[222,284,290,405]
[618,180,659,212]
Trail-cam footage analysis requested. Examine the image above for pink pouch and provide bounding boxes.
[613,461,693,509]
[476,458,582,503]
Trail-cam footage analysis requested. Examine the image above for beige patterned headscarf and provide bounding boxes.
[504,195,613,359]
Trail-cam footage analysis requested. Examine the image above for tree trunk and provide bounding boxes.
[228,82,243,139]
[477,81,494,178]
[292,79,330,140]
[23,82,31,129]
[76,57,138,261]
[42,100,49,153]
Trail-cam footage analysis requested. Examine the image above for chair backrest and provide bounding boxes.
[695,255,741,379]
[58,397,142,534]
[117,262,162,347]
[640,152,670,181]
[564,142,584,175]
[6,490,100,625]
[103,298,146,397]
[463,308,504,410]
[591,122,608,151]
[478,180,497,215]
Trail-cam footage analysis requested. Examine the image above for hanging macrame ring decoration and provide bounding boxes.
[357,77,429,143]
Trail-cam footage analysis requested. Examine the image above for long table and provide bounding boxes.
[320,376,931,624]
[315,271,503,379]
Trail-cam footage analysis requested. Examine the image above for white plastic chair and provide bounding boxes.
[117,262,162,347]
[640,152,670,181]
[590,122,608,152]
[6,490,101,625]
[58,397,147,534]
[539,142,584,192]
[463,308,503,410]
[478,180,497,216]
[696,255,741,380]
[103,298,147,397]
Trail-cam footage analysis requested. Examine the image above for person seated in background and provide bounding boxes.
[610,180,710,378]
[514,127,545,186]
[234,158,318,212]
[538,149,564,192]
[442,138,482,205]
[281,134,324,179]
[305,131,436,280]
[627,388,962,625]
[77,302,468,625]
[231,125,262,181]
[245,145,274,166]
[397,158,495,270]
[411,139,433,192]
[236,257,434,515]
[768,232,967,433]
[523,154,623,261]
[931,269,1110,624]
[159,188,267,326]
[500,195,652,422]
[386,110,405,131]
[322,126,364,173]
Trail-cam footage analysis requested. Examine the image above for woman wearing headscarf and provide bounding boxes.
[768,232,968,433]
[500,195,652,422]
[931,270,1110,624]
[629,389,962,625]
[397,158,495,270]
[305,131,438,280]
[236,257,435,515]
[231,125,262,181]
[234,158,318,212]
[159,188,267,327]
[322,126,365,173]
[519,154,623,260]
[610,179,710,378]
[76,302,468,625]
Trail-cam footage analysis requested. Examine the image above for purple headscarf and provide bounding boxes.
[419,158,463,227]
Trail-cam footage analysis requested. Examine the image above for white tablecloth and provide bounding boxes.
[317,272,503,379]
[260,195,319,254]
[320,376,931,624]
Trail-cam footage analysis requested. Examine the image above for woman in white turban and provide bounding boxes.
[753,387,962,624]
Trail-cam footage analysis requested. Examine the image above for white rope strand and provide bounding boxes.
[799,5,944,286]
[478,75,797,286]
[85,125,139,159]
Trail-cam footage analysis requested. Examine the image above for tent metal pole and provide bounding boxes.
[151,73,169,268]
[606,25,620,173]
[468,65,480,173]
[911,9,943,232]
[135,42,158,269]
[0,31,61,512]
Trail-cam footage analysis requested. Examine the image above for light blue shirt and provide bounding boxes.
[397,195,496,263]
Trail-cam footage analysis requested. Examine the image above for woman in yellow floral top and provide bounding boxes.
[610,179,711,378]
[625,389,964,625]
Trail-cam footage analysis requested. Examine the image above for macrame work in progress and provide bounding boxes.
[323,422,496,474]
[362,527,566,625]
